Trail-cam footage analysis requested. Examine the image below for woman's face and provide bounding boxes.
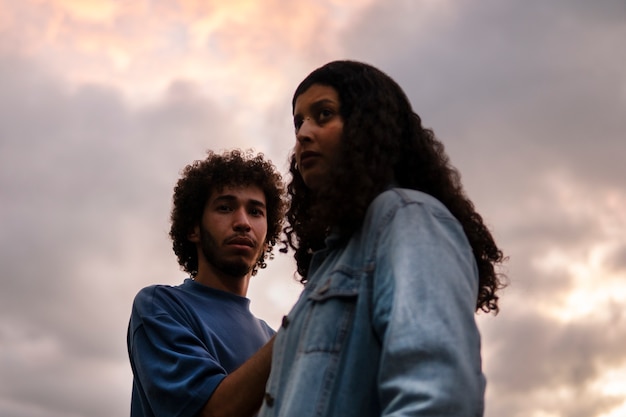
[293,84,344,191]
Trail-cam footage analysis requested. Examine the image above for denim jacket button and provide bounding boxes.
[264,392,275,406]
[318,279,330,294]
[281,315,290,328]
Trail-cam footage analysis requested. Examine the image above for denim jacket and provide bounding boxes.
[259,188,486,417]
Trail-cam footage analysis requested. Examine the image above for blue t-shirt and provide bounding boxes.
[128,278,275,417]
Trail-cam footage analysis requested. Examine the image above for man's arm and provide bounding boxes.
[199,336,274,417]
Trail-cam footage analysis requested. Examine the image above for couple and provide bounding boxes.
[127,60,506,417]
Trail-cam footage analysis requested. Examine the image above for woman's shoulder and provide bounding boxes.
[368,187,451,219]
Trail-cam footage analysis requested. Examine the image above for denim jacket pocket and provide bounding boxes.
[299,268,359,353]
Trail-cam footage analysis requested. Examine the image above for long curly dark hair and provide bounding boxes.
[283,60,506,313]
[170,149,286,277]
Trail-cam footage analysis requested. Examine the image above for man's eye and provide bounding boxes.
[217,205,232,212]
[250,208,265,217]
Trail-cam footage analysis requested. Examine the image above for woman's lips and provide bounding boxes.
[299,151,321,168]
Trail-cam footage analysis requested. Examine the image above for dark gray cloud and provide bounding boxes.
[481,307,626,417]
[343,0,626,189]
[485,310,626,391]
[606,243,626,274]
[1,1,625,416]
[0,53,242,416]
[340,1,626,416]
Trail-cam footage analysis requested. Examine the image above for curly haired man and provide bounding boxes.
[128,149,286,417]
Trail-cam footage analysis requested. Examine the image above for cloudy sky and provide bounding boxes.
[1,0,625,416]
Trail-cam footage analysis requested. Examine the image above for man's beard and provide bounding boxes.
[199,226,255,278]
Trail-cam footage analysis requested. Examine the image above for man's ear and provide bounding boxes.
[188,225,200,243]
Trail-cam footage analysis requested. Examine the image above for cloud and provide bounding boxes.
[482,307,626,417]
[1,0,625,416]
[0,0,371,106]
[342,0,626,190]
[0,51,256,415]
[606,243,626,274]
[338,1,626,415]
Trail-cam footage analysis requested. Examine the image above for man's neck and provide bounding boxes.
[193,268,251,297]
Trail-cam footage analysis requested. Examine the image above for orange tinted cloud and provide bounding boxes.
[54,0,121,23]
[1,0,374,103]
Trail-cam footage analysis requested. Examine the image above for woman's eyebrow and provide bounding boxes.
[294,98,337,118]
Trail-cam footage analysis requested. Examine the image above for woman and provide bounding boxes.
[259,60,506,417]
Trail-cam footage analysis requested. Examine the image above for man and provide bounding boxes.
[128,149,286,417]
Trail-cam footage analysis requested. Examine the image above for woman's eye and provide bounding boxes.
[294,117,303,132]
[319,109,333,121]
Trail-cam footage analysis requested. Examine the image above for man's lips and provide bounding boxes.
[226,236,255,248]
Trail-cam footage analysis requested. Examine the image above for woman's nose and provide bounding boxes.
[296,117,314,144]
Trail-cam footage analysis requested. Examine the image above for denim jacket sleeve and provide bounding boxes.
[370,189,485,416]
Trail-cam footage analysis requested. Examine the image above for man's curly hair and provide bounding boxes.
[284,60,507,313]
[170,149,286,277]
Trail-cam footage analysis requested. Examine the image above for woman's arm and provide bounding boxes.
[372,198,485,415]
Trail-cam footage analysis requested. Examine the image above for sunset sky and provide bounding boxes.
[1,1,625,416]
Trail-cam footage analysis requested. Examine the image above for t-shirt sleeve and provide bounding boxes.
[260,319,276,338]
[128,287,226,417]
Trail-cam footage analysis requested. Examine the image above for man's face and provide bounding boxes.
[197,185,268,278]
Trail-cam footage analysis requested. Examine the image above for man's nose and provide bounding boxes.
[233,208,251,231]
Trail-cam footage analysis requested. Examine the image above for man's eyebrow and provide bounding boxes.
[248,199,267,209]
[212,195,237,203]
[212,194,266,208]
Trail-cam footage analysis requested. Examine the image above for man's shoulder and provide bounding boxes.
[132,283,185,315]
[258,319,277,337]
[134,282,176,300]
